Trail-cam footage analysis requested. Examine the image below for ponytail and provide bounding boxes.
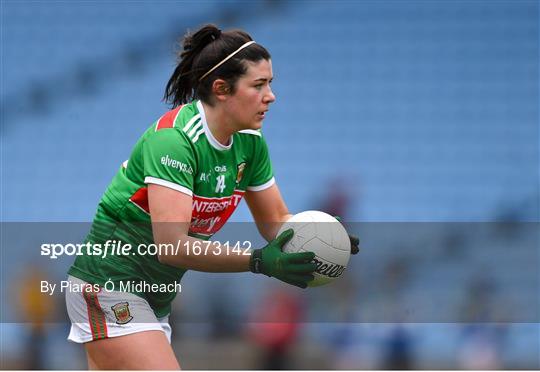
[163,24,222,108]
[163,24,271,107]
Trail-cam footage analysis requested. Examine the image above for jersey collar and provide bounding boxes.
[196,100,233,151]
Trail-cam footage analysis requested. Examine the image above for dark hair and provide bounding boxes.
[164,24,271,107]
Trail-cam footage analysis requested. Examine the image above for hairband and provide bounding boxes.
[199,41,256,82]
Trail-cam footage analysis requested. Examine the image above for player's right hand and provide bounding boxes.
[249,229,316,288]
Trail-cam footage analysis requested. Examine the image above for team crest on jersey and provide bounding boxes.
[236,162,246,184]
[111,302,133,324]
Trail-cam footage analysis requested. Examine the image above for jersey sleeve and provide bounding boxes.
[142,129,196,196]
[247,135,275,191]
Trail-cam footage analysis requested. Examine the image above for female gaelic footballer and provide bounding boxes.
[66,24,358,370]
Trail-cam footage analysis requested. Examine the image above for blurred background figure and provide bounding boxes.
[16,267,56,369]
[457,325,505,370]
[317,176,356,221]
[246,288,303,369]
[456,275,508,370]
[381,325,415,370]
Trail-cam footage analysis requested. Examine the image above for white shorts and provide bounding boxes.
[65,275,172,344]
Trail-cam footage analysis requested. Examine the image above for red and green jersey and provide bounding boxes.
[68,101,274,317]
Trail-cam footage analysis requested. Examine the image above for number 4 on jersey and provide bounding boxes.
[215,175,226,193]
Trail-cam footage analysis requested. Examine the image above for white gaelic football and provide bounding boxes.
[277,210,351,287]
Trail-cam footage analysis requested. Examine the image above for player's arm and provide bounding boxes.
[148,183,250,272]
[143,129,247,271]
[244,183,292,242]
[149,183,315,287]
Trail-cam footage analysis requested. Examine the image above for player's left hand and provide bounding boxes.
[335,216,359,255]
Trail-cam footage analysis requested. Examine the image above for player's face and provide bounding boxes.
[227,59,275,130]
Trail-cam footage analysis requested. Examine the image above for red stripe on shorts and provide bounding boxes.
[91,289,108,339]
[82,285,98,340]
[82,285,108,340]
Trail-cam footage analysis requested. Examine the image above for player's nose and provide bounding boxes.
[264,87,276,104]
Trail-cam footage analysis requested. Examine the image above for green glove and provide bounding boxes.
[334,216,360,255]
[250,229,316,288]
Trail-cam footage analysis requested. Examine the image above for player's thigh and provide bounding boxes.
[86,352,98,370]
[84,330,180,370]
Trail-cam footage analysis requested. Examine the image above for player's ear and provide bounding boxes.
[212,79,231,101]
